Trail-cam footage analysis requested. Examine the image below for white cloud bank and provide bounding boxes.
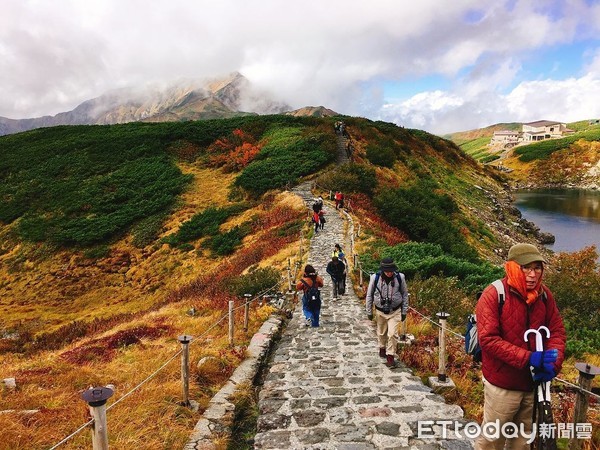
[1,0,600,134]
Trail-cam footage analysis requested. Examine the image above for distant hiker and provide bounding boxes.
[334,191,344,210]
[312,196,323,213]
[326,255,346,300]
[346,141,353,159]
[296,264,324,327]
[475,243,566,450]
[318,209,326,230]
[332,243,347,293]
[311,211,320,233]
[366,257,409,368]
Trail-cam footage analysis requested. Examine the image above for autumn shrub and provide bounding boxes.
[374,180,479,261]
[235,127,335,195]
[366,143,396,167]
[227,266,281,297]
[164,204,248,246]
[360,242,503,297]
[545,246,600,355]
[131,212,169,248]
[203,224,251,256]
[206,129,262,172]
[317,164,377,195]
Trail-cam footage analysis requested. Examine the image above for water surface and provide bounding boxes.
[514,189,600,254]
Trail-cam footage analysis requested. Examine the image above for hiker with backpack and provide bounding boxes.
[334,191,344,210]
[296,264,324,327]
[326,255,346,300]
[474,243,566,450]
[332,244,347,294]
[311,210,320,233]
[312,197,323,214]
[365,257,409,368]
[318,209,326,230]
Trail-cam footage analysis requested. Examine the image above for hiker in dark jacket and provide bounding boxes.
[296,264,324,327]
[326,256,346,299]
[475,243,566,450]
[366,257,408,368]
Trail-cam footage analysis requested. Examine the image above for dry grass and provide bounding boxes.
[0,165,308,449]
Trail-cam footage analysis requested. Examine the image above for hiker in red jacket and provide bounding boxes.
[475,243,566,450]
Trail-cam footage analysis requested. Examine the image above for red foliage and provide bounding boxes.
[206,129,261,172]
[348,193,408,245]
[252,205,304,231]
[59,323,173,365]
[169,226,297,308]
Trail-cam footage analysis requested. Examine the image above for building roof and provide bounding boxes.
[523,120,563,127]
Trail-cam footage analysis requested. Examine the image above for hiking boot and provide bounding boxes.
[386,355,396,368]
[379,348,386,358]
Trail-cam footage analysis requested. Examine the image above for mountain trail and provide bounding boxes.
[251,181,474,449]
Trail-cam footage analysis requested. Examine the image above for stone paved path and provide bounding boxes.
[253,181,474,449]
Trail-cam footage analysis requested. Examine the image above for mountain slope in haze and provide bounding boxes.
[0,72,292,136]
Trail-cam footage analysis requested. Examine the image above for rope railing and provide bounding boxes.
[47,230,309,450]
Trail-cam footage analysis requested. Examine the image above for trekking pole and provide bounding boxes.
[569,362,600,450]
[81,387,114,450]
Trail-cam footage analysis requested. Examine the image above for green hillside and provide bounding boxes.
[1,115,597,449]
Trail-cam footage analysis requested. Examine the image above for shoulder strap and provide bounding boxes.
[491,279,505,315]
[370,272,381,298]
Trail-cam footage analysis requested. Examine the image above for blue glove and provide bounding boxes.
[533,364,556,382]
[529,349,558,368]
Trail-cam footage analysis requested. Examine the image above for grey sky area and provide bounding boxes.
[2,0,600,134]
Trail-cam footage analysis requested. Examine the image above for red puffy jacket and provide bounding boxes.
[476,278,566,392]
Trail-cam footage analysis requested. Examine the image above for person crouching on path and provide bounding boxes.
[365,257,408,368]
[296,265,324,327]
[326,255,346,300]
[475,243,566,450]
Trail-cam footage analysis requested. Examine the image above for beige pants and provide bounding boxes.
[375,307,403,356]
[475,376,534,450]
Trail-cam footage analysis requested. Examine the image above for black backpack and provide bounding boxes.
[300,279,321,305]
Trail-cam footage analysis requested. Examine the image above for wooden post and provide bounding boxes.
[228,300,234,346]
[359,266,363,287]
[569,362,600,450]
[81,387,114,450]
[436,312,450,382]
[177,335,192,407]
[287,258,292,291]
[243,294,252,331]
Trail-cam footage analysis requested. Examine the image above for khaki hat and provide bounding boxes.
[507,243,547,265]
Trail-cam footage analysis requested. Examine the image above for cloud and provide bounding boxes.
[1,0,599,134]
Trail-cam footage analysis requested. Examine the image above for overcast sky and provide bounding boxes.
[2,0,600,134]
